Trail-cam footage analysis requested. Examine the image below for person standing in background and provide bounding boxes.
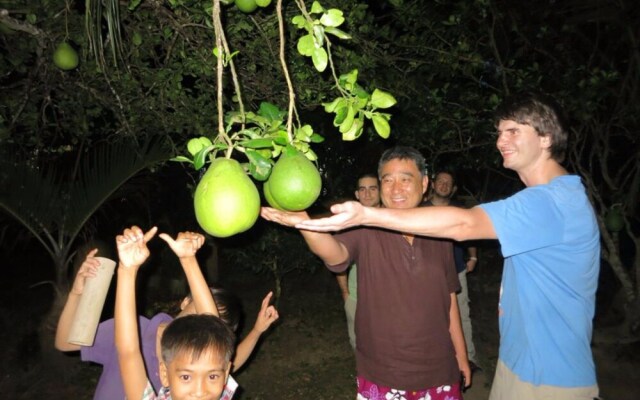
[424,169,481,373]
[335,173,381,349]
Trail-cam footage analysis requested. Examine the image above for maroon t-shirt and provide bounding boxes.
[328,227,460,390]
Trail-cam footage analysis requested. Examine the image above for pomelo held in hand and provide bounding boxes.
[194,158,260,237]
[53,42,79,70]
[265,151,322,211]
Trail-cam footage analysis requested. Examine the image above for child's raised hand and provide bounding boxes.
[71,248,100,295]
[254,291,279,333]
[116,226,158,269]
[159,231,205,259]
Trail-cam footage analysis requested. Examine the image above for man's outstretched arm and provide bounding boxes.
[296,201,497,242]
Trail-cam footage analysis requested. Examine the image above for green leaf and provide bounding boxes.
[295,125,313,142]
[339,70,359,91]
[282,145,300,157]
[342,118,364,141]
[320,9,345,27]
[297,34,315,57]
[310,1,324,14]
[170,155,193,164]
[291,15,306,29]
[128,0,142,11]
[313,25,325,48]
[193,146,213,170]
[372,114,391,138]
[258,102,284,121]
[324,27,351,40]
[333,106,348,126]
[370,89,397,109]
[273,136,288,146]
[246,150,272,181]
[304,148,319,161]
[339,105,356,134]
[312,47,328,72]
[310,133,325,143]
[240,138,275,149]
[323,97,346,113]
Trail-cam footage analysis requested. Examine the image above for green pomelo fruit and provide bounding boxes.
[266,152,322,211]
[194,158,260,237]
[255,0,272,7]
[263,179,285,210]
[235,0,258,13]
[53,42,79,70]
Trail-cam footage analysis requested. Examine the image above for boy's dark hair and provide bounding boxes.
[184,287,242,332]
[378,146,426,178]
[493,92,568,162]
[161,314,235,365]
[211,287,242,332]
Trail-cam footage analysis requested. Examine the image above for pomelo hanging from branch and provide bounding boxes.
[174,0,397,237]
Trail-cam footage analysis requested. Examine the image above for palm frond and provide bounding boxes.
[65,137,172,240]
[85,0,125,68]
[0,137,172,261]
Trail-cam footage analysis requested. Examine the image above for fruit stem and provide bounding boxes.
[212,0,244,157]
[277,0,295,143]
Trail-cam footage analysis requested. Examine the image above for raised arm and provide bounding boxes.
[159,231,217,316]
[261,207,349,266]
[296,201,497,242]
[233,291,279,372]
[55,248,100,351]
[115,226,157,400]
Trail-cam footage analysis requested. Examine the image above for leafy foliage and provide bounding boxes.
[0,0,638,325]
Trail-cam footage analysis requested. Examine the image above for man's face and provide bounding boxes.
[432,172,456,199]
[160,349,230,400]
[379,158,428,209]
[355,176,381,207]
[496,119,551,173]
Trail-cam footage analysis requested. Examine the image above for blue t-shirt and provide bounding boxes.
[480,175,599,387]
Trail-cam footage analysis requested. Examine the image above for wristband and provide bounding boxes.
[469,257,478,261]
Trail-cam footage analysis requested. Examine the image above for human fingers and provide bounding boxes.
[265,306,279,322]
[87,248,99,258]
[260,291,273,311]
[143,226,158,243]
[295,215,347,232]
[158,232,176,246]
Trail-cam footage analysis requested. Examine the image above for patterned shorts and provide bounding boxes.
[357,376,462,400]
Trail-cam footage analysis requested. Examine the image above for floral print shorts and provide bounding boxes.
[356,376,462,400]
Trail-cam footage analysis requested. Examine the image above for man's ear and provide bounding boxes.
[452,185,458,196]
[422,175,429,195]
[160,361,170,387]
[540,134,552,149]
[354,190,361,201]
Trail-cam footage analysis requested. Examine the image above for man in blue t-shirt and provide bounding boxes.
[297,92,600,400]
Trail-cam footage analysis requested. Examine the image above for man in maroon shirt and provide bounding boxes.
[262,146,470,399]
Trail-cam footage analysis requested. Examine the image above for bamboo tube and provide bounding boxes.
[67,257,116,346]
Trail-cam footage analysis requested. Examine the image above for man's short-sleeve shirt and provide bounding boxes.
[327,227,460,390]
[480,175,599,387]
